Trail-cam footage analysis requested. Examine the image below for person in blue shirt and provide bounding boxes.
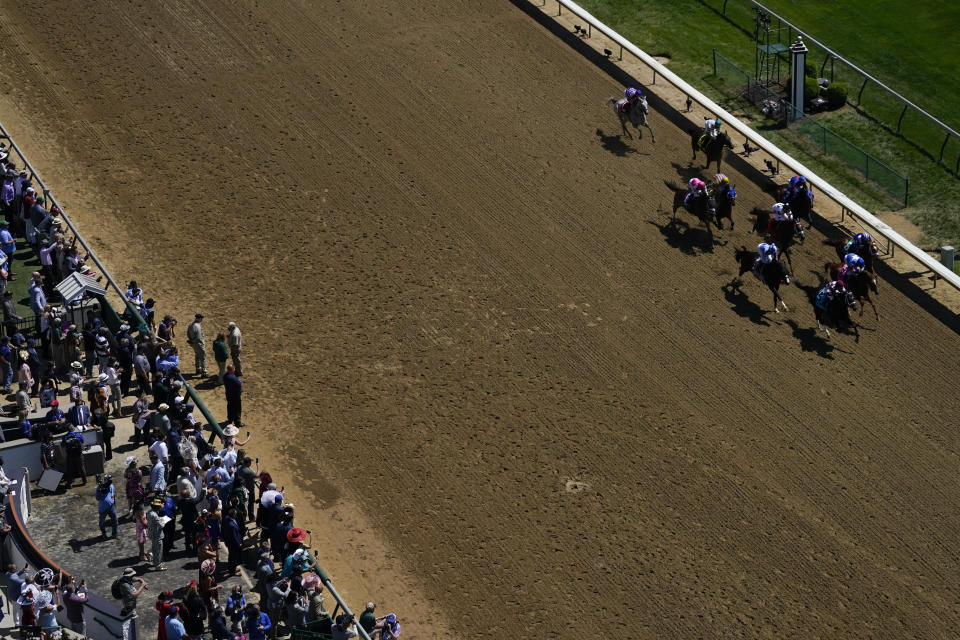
[66,397,92,430]
[0,335,13,392]
[0,221,15,280]
[44,399,65,430]
[242,603,272,640]
[96,475,119,538]
[28,278,46,315]
[165,605,187,640]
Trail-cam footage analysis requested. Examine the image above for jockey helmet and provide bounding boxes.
[689,177,705,190]
[713,173,729,186]
[854,232,871,244]
[798,176,807,184]
[788,176,799,188]
[772,202,785,214]
[843,253,860,268]
[757,242,769,254]
[624,87,637,100]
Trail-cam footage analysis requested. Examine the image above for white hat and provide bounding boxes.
[98,373,107,382]
[157,403,170,411]
[223,425,240,437]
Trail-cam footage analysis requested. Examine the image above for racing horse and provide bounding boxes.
[815,288,859,338]
[664,180,720,230]
[823,237,879,291]
[688,129,734,173]
[825,262,879,320]
[712,185,736,231]
[607,95,655,141]
[750,207,805,274]
[734,246,791,313]
[777,185,815,228]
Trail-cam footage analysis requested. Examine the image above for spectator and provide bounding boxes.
[200,558,220,610]
[211,603,243,640]
[0,335,13,393]
[104,357,122,417]
[156,590,174,640]
[124,455,144,515]
[235,456,259,520]
[0,294,23,340]
[223,507,244,576]
[149,451,167,494]
[96,473,119,538]
[0,221,16,280]
[266,569,289,635]
[359,603,377,634]
[182,582,208,638]
[16,350,33,393]
[147,498,167,571]
[186,313,207,378]
[5,563,28,625]
[81,323,97,378]
[66,396,92,430]
[332,613,359,640]
[18,590,37,630]
[61,424,87,487]
[38,378,56,408]
[15,381,31,422]
[133,344,151,397]
[213,332,229,385]
[135,503,150,562]
[223,364,243,427]
[374,613,401,639]
[306,584,326,622]
[63,580,89,636]
[132,393,151,446]
[116,567,147,617]
[286,590,308,630]
[27,276,45,315]
[243,602,272,640]
[165,605,187,640]
[39,429,57,476]
[225,585,247,633]
[38,598,60,637]
[227,322,243,376]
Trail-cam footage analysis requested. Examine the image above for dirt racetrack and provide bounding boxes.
[0,0,959,637]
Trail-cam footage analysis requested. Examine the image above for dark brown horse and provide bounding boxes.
[776,186,814,228]
[823,238,879,290]
[750,208,804,274]
[665,180,720,230]
[688,129,734,173]
[825,262,879,320]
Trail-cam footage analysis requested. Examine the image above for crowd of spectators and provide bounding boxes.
[0,151,402,639]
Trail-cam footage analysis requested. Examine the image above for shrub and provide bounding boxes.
[804,62,817,79]
[804,76,820,102]
[825,81,849,109]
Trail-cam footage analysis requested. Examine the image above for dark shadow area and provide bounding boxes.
[694,0,754,39]
[784,318,845,359]
[721,281,770,326]
[595,128,639,157]
[66,535,107,553]
[670,162,704,182]
[648,217,716,256]
[106,555,143,569]
[192,377,221,391]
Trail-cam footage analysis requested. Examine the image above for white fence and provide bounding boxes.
[544,0,960,291]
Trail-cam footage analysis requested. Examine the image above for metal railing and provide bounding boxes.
[712,49,910,206]
[705,0,960,170]
[543,0,960,290]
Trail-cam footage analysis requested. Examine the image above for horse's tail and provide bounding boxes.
[606,97,618,105]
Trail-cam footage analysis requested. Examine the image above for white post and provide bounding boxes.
[789,37,808,122]
[941,246,955,271]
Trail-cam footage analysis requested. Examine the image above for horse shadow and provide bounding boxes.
[670,162,704,182]
[595,129,638,157]
[649,218,715,256]
[721,281,770,326]
[783,318,846,359]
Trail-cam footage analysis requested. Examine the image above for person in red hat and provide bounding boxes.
[281,528,316,578]
[156,590,174,640]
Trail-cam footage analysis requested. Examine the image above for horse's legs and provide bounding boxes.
[619,115,631,139]
[865,293,879,320]
[782,251,794,275]
[644,122,655,143]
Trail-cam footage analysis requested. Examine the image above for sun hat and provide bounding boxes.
[98,373,107,382]
[286,528,308,544]
[201,559,216,575]
[122,567,137,577]
[157,403,170,411]
[125,455,137,466]
[223,425,239,437]
[70,361,82,370]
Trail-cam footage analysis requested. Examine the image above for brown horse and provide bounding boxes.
[688,129,734,173]
[823,238,879,291]
[825,262,879,320]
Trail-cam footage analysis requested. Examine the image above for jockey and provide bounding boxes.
[624,87,643,105]
[766,202,792,235]
[844,232,878,257]
[815,280,846,311]
[684,177,707,207]
[753,241,778,278]
[710,173,735,201]
[782,175,814,203]
[704,117,721,138]
[843,252,866,272]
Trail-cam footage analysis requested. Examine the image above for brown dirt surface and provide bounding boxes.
[0,0,959,637]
